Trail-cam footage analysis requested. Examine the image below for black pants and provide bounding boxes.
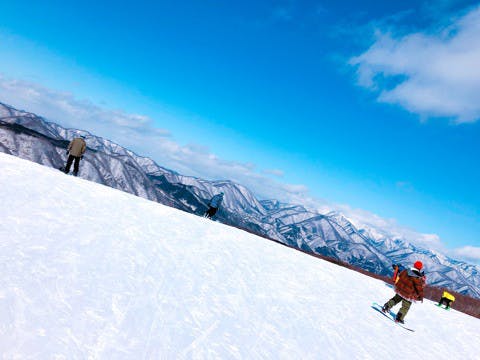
[439,297,452,308]
[205,206,218,218]
[65,155,81,175]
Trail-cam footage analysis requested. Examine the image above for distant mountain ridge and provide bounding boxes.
[1,101,479,298]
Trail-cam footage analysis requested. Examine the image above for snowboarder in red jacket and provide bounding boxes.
[382,261,425,324]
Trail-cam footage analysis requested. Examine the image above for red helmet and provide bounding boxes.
[414,261,423,270]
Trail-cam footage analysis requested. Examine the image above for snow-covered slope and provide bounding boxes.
[1,101,480,299]
[1,153,479,358]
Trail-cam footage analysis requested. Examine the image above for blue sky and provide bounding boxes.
[1,1,480,262]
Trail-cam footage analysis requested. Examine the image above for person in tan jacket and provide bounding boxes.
[64,136,87,176]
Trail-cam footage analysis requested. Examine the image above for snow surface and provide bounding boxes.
[0,152,479,359]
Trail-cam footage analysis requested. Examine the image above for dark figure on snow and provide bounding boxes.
[204,192,224,219]
[438,291,455,309]
[382,261,425,324]
[64,136,86,176]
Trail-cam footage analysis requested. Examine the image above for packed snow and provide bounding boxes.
[0,152,479,359]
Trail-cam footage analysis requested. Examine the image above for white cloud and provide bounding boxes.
[332,203,445,250]
[350,6,480,123]
[453,246,480,262]
[0,75,171,137]
[263,169,284,177]
[0,75,309,203]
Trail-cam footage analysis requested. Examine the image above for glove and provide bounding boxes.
[66,150,69,155]
[80,156,84,159]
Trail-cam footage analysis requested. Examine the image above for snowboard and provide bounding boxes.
[435,303,451,311]
[371,302,415,332]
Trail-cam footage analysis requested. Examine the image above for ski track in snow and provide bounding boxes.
[0,152,479,359]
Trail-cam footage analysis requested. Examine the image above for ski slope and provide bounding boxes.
[0,152,479,359]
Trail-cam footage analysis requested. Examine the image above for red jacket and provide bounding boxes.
[394,268,425,302]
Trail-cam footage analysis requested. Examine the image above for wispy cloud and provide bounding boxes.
[453,246,480,262]
[336,203,479,264]
[0,75,308,203]
[0,75,171,137]
[263,169,284,177]
[349,6,480,124]
[332,203,444,249]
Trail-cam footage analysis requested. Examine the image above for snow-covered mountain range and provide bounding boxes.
[1,101,479,299]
